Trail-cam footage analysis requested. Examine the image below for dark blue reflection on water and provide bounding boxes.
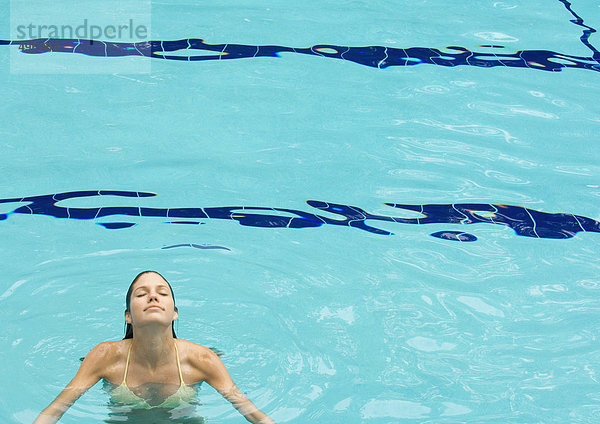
[1,0,598,73]
[558,0,600,63]
[430,231,478,242]
[99,222,137,229]
[0,190,598,243]
[3,37,598,73]
[162,243,231,251]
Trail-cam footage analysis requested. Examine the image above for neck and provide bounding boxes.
[130,325,176,369]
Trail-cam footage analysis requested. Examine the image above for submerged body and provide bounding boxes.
[104,410,206,424]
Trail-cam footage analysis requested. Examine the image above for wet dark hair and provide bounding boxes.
[123,270,178,339]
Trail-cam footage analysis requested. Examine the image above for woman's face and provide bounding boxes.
[125,272,178,328]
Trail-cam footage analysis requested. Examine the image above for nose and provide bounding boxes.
[148,292,159,302]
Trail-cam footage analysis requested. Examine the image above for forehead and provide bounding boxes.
[132,273,169,290]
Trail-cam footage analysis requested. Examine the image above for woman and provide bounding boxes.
[34,271,276,424]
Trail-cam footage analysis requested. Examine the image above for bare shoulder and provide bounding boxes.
[81,340,130,381]
[176,339,224,377]
[176,340,236,389]
[176,339,218,362]
[87,340,128,360]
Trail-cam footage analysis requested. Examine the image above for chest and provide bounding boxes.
[104,361,192,407]
[103,355,204,388]
[131,381,185,405]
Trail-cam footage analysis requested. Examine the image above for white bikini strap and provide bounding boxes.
[122,344,132,385]
[173,342,185,385]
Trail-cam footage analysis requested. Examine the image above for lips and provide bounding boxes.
[145,305,163,311]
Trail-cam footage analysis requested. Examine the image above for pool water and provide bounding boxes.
[1,1,600,423]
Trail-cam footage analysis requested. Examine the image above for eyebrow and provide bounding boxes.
[134,285,169,292]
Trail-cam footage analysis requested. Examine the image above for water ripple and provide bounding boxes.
[411,119,521,144]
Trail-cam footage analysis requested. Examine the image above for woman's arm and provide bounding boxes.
[33,342,109,424]
[200,348,276,424]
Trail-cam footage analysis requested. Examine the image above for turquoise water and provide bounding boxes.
[2,1,600,423]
